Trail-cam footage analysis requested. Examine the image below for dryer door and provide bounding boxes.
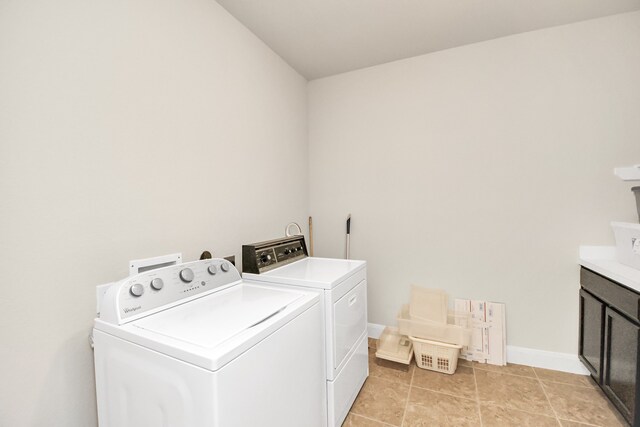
[333,278,367,370]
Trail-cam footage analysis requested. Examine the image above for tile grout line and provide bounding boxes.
[475,368,570,420]
[555,420,603,427]
[367,369,413,387]
[537,379,625,427]
[472,367,484,427]
[371,352,600,426]
[545,382,594,389]
[410,382,479,402]
[367,341,413,427]
[472,366,536,379]
[349,412,397,427]
[533,367,562,426]
[399,362,416,427]
[472,363,595,388]
[530,365,595,388]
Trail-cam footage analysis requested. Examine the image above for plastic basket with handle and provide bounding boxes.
[409,336,462,375]
[398,305,471,346]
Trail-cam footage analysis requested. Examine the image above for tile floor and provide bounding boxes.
[342,339,627,427]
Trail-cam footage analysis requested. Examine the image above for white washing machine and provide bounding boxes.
[93,258,326,427]
[242,236,368,427]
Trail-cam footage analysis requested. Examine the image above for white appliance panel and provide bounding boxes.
[327,334,369,427]
[333,279,367,369]
[95,284,318,372]
[101,258,242,325]
[216,301,326,426]
[94,329,215,427]
[95,303,325,427]
[244,257,366,289]
[241,251,368,427]
[325,268,367,378]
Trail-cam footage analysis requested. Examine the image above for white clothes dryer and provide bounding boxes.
[242,236,368,427]
[93,258,326,427]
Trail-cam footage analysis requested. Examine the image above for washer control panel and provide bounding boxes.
[242,235,308,274]
[99,259,241,324]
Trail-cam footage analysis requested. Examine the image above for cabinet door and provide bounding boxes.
[579,289,604,381]
[603,307,639,425]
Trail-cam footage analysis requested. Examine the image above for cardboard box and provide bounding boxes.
[455,299,506,365]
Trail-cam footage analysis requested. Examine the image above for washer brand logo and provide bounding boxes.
[123,306,142,314]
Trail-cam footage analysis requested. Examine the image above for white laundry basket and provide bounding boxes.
[376,327,413,365]
[409,336,461,375]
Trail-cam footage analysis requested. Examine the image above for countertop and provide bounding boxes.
[579,246,640,293]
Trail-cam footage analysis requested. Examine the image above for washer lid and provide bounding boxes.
[131,285,302,348]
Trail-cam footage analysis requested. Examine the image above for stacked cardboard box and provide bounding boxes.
[454,299,506,365]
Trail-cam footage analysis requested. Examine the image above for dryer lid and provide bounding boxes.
[246,257,366,289]
[131,284,302,348]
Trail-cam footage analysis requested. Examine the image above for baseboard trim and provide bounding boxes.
[367,322,590,375]
[506,345,590,375]
[367,323,386,339]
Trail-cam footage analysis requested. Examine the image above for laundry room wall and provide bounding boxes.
[0,0,307,426]
[308,11,640,356]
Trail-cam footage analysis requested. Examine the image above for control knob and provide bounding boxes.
[207,265,217,275]
[130,283,144,297]
[220,262,230,272]
[150,278,164,290]
[260,253,273,262]
[179,268,194,283]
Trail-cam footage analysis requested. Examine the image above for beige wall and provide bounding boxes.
[308,12,640,354]
[2,2,640,424]
[0,0,307,425]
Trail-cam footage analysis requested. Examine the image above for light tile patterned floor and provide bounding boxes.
[342,339,627,427]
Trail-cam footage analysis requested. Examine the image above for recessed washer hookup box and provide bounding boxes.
[612,222,640,270]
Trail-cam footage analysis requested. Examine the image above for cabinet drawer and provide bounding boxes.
[581,268,640,322]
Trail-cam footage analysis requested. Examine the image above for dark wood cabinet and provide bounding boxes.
[579,289,604,381]
[580,267,640,427]
[603,307,639,423]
